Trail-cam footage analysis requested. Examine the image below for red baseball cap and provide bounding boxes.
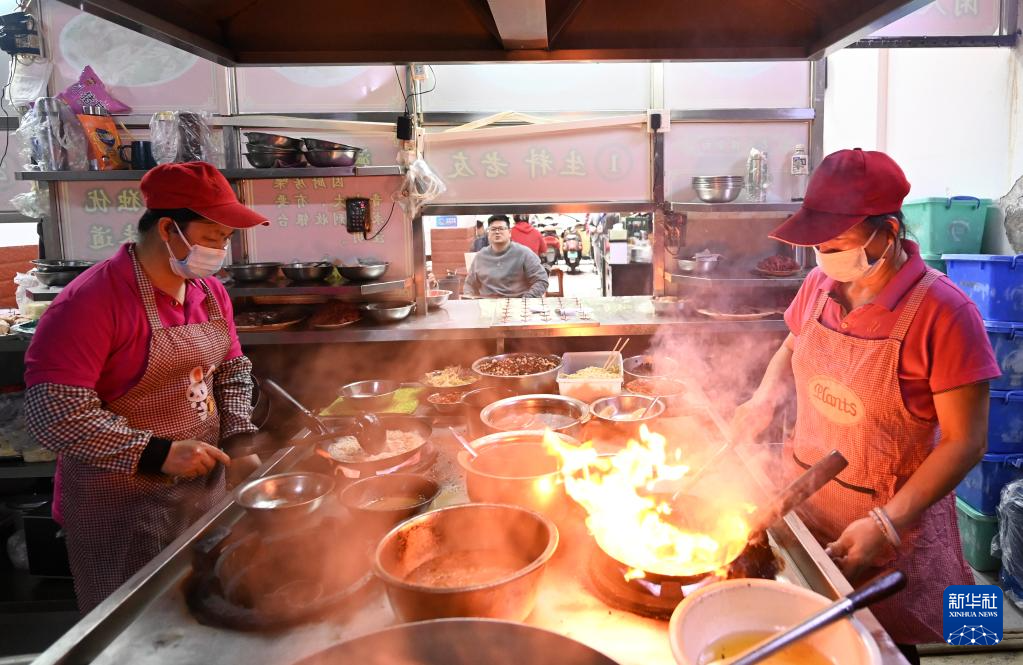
[769,149,910,246]
[140,162,269,229]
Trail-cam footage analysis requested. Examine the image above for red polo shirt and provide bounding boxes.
[24,244,242,403]
[785,241,999,421]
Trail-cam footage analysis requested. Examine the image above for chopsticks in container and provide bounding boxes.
[603,337,629,371]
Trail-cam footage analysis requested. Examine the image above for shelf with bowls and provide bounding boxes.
[226,277,413,297]
[664,271,807,289]
[667,201,802,214]
[15,165,405,182]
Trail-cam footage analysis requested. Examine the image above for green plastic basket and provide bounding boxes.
[956,496,1000,572]
[903,196,990,256]
[921,254,946,273]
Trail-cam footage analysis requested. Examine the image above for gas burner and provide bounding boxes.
[586,534,782,619]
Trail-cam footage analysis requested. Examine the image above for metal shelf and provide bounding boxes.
[423,201,657,216]
[15,165,404,182]
[668,201,801,214]
[227,277,412,297]
[0,460,56,479]
[665,271,806,288]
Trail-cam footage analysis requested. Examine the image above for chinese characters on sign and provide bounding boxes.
[445,145,628,181]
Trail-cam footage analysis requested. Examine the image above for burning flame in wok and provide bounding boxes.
[544,426,753,579]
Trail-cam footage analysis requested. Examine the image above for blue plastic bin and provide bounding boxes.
[903,196,989,256]
[943,254,1023,321]
[986,321,1023,391]
[989,391,1023,454]
[957,452,1023,515]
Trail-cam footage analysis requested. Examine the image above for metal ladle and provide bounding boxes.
[261,378,385,454]
[722,570,907,665]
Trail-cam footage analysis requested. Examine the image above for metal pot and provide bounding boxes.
[281,261,333,282]
[373,503,558,621]
[32,269,81,287]
[480,394,589,439]
[339,473,439,534]
[339,263,388,281]
[235,472,334,530]
[471,353,563,395]
[457,431,576,515]
[462,386,516,440]
[291,619,622,665]
[224,262,281,283]
[623,355,681,382]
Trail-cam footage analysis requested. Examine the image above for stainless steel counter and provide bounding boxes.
[238,297,788,345]
[29,424,907,665]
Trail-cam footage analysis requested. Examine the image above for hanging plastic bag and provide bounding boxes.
[9,59,52,107]
[149,110,221,165]
[14,271,39,317]
[397,156,447,219]
[15,97,89,171]
[10,182,49,218]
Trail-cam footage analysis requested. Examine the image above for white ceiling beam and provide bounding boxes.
[486,0,549,49]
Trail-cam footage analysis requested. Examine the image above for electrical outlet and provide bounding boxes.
[647,109,669,133]
[411,64,428,81]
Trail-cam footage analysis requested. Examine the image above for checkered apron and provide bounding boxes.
[785,269,974,644]
[60,245,231,612]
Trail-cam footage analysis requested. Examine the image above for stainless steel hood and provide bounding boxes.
[58,0,931,66]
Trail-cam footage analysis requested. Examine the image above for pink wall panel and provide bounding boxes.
[236,67,403,113]
[871,0,999,37]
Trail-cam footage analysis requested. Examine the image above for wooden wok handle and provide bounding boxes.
[747,450,848,534]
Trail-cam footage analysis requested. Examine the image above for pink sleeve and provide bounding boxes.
[926,301,1001,394]
[24,290,114,390]
[205,277,243,361]
[784,270,824,337]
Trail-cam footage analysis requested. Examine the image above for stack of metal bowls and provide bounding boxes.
[243,132,306,169]
[302,138,362,167]
[31,259,95,287]
[692,175,744,203]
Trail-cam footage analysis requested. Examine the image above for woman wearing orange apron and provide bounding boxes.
[24,163,269,612]
[734,150,1000,663]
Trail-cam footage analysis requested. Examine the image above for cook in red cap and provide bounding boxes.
[22,161,269,612]
[732,148,1000,653]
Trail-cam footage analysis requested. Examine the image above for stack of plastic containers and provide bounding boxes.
[903,196,990,273]
[944,253,1023,575]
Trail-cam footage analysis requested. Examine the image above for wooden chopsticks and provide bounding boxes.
[603,337,630,371]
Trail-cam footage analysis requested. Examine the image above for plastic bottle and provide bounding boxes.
[790,144,809,202]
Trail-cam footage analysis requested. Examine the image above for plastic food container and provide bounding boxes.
[943,254,1023,321]
[902,196,989,256]
[956,496,1000,572]
[986,320,1023,390]
[556,351,623,403]
[989,390,1023,454]
[956,452,1023,515]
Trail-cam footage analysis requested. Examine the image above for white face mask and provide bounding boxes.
[813,228,892,283]
[165,222,227,279]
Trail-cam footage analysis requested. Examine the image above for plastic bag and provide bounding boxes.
[149,110,220,165]
[397,156,447,219]
[9,59,52,107]
[57,65,131,115]
[6,530,27,571]
[15,97,89,171]
[998,478,1023,609]
[10,182,49,218]
[14,271,38,316]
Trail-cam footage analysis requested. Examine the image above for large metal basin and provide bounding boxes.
[472,353,563,395]
[373,503,558,622]
[479,393,589,439]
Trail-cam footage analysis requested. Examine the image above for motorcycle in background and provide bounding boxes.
[563,231,582,273]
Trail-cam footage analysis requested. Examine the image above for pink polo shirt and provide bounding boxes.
[785,240,1000,421]
[24,244,243,403]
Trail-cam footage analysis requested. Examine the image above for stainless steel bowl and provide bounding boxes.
[244,132,304,150]
[694,185,743,203]
[426,289,452,308]
[651,296,683,316]
[235,472,334,529]
[281,261,333,282]
[339,263,388,281]
[339,379,401,411]
[373,503,559,621]
[224,262,281,282]
[624,377,691,415]
[480,394,589,438]
[590,394,666,424]
[244,151,306,169]
[426,391,467,415]
[303,137,361,152]
[623,354,681,382]
[339,473,440,534]
[471,353,563,395]
[31,259,94,273]
[361,301,415,323]
[305,148,361,168]
[32,269,82,287]
[676,258,697,273]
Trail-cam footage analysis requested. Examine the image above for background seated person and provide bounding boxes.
[463,217,549,298]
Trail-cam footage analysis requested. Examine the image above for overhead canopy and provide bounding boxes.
[61,0,929,66]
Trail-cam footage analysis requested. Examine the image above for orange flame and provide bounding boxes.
[543,426,752,578]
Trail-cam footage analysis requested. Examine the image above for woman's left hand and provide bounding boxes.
[825,516,889,582]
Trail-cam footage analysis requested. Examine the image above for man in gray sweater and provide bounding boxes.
[463,216,549,298]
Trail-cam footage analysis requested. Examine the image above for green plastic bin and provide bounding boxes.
[956,496,1000,572]
[902,196,990,256]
